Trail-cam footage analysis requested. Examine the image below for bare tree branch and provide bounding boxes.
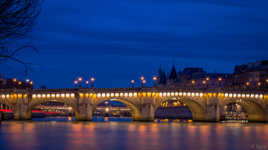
[0,0,42,74]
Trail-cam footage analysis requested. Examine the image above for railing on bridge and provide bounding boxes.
[0,87,267,100]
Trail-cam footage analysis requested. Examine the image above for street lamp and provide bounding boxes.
[246,81,250,87]
[78,77,83,82]
[90,77,95,88]
[152,76,157,86]
[218,77,222,87]
[191,80,196,89]
[206,77,210,81]
[141,79,146,87]
[26,78,30,83]
[74,80,78,88]
[202,80,207,89]
[85,80,89,88]
[257,82,261,87]
[130,80,135,88]
[140,76,145,87]
[12,78,17,82]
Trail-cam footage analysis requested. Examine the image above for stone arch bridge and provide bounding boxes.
[0,88,267,122]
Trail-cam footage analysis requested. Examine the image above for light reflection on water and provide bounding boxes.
[0,117,267,150]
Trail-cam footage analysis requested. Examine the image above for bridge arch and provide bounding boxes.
[93,98,141,120]
[0,99,13,111]
[26,98,79,119]
[155,97,207,121]
[221,98,267,122]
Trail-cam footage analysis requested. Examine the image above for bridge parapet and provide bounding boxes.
[0,88,266,100]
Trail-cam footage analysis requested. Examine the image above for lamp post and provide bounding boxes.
[26,79,30,83]
[29,81,34,88]
[202,80,207,90]
[13,78,17,82]
[130,80,135,88]
[74,80,78,88]
[257,82,261,89]
[85,80,89,88]
[218,77,222,87]
[77,77,83,87]
[90,77,95,88]
[152,76,157,86]
[140,76,145,87]
[245,81,250,90]
[141,79,146,87]
[191,80,195,89]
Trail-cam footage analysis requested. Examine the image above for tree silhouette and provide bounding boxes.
[0,0,41,74]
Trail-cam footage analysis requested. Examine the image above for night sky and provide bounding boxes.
[2,0,268,88]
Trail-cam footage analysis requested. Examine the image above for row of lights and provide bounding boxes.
[74,77,95,87]
[1,94,27,99]
[32,93,75,99]
[12,78,34,86]
[0,92,264,99]
[191,77,268,86]
[78,92,264,99]
[130,76,158,87]
[245,79,268,87]
[191,77,222,85]
[220,93,263,99]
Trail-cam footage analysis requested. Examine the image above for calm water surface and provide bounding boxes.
[0,117,267,150]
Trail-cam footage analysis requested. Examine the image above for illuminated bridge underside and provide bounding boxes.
[0,88,267,122]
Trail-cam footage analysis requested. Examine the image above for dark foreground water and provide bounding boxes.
[0,117,267,150]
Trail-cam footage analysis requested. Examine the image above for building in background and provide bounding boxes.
[233,60,268,89]
[0,76,33,89]
[155,60,268,90]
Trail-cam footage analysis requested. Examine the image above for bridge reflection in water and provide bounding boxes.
[0,119,267,150]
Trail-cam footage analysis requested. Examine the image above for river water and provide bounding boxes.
[0,117,267,150]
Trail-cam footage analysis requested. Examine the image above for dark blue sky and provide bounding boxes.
[2,0,268,88]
